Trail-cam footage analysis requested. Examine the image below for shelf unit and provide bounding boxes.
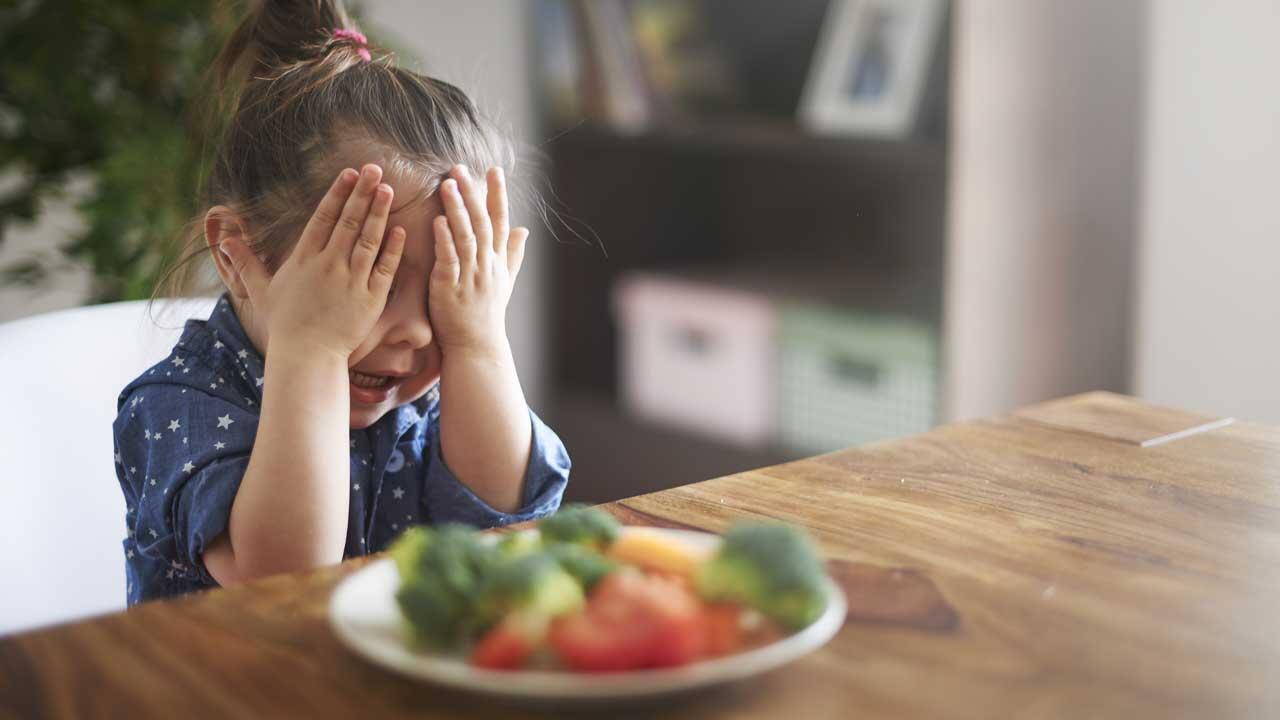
[537,2,953,504]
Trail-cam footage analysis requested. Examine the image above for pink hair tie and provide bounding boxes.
[332,28,371,63]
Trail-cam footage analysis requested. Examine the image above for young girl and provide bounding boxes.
[112,1,569,604]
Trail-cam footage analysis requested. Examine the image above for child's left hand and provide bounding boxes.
[429,164,528,357]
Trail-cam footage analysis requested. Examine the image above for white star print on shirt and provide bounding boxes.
[182,461,196,474]
[168,419,181,432]
[149,528,158,538]
[392,487,405,499]
[170,356,184,367]
[216,414,233,429]
[214,441,226,450]
[353,484,360,491]
[143,429,151,440]
[214,340,224,349]
[237,349,248,359]
[255,377,264,387]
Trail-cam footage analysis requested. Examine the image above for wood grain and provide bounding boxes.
[1015,390,1235,446]
[2,393,1277,719]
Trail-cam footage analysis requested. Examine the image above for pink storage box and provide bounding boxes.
[612,273,777,446]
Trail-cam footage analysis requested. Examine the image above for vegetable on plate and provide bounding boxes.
[387,505,830,672]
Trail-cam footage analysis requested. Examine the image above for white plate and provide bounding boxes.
[328,528,848,701]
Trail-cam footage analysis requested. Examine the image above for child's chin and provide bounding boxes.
[348,404,389,430]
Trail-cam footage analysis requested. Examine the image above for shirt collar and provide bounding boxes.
[204,294,264,366]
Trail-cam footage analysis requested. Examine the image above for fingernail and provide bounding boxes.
[340,168,357,182]
[377,183,392,195]
[455,164,470,177]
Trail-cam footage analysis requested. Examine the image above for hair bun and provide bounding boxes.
[214,0,366,90]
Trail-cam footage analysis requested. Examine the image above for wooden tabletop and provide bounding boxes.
[3,392,1279,719]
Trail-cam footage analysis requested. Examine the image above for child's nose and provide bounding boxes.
[382,307,433,349]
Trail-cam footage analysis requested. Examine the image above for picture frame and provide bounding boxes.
[799,0,946,138]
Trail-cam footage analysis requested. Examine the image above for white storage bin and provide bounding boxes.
[612,273,777,446]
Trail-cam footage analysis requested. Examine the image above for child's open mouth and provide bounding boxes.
[349,369,404,404]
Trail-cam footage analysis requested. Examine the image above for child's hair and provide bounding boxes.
[157,0,517,298]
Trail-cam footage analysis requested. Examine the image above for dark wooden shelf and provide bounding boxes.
[543,119,947,170]
[549,392,796,505]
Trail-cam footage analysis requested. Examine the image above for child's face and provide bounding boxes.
[343,176,444,429]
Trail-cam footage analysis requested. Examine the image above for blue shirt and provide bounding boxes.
[113,295,569,604]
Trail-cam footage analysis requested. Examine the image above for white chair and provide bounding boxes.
[0,297,217,635]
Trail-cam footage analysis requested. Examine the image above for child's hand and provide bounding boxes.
[220,164,406,361]
[429,165,529,357]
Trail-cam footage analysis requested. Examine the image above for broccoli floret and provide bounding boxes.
[538,504,620,550]
[695,522,828,630]
[546,542,617,590]
[389,525,431,581]
[495,530,542,558]
[390,524,500,648]
[475,552,585,627]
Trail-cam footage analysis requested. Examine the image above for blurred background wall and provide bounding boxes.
[945,0,1143,421]
[1135,0,1280,424]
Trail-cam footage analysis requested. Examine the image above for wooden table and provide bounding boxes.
[3,392,1279,719]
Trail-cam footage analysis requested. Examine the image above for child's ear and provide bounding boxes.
[205,206,253,301]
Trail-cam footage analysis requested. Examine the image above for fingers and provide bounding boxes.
[368,226,406,297]
[486,167,510,256]
[219,236,271,302]
[451,166,493,252]
[297,168,359,255]
[432,214,460,286]
[507,226,529,280]
[440,177,476,269]
[328,164,383,258]
[350,183,394,278]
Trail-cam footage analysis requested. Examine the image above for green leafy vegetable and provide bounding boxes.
[538,504,620,550]
[546,542,617,590]
[475,552,585,629]
[695,522,828,630]
[390,524,500,648]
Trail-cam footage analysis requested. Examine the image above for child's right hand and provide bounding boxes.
[219,164,406,361]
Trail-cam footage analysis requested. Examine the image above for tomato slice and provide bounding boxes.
[548,609,654,672]
[549,570,710,671]
[469,613,543,670]
[701,603,743,657]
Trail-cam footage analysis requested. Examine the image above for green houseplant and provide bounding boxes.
[0,0,374,303]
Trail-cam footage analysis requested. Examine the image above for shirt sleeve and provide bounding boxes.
[421,408,569,527]
[114,383,257,585]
